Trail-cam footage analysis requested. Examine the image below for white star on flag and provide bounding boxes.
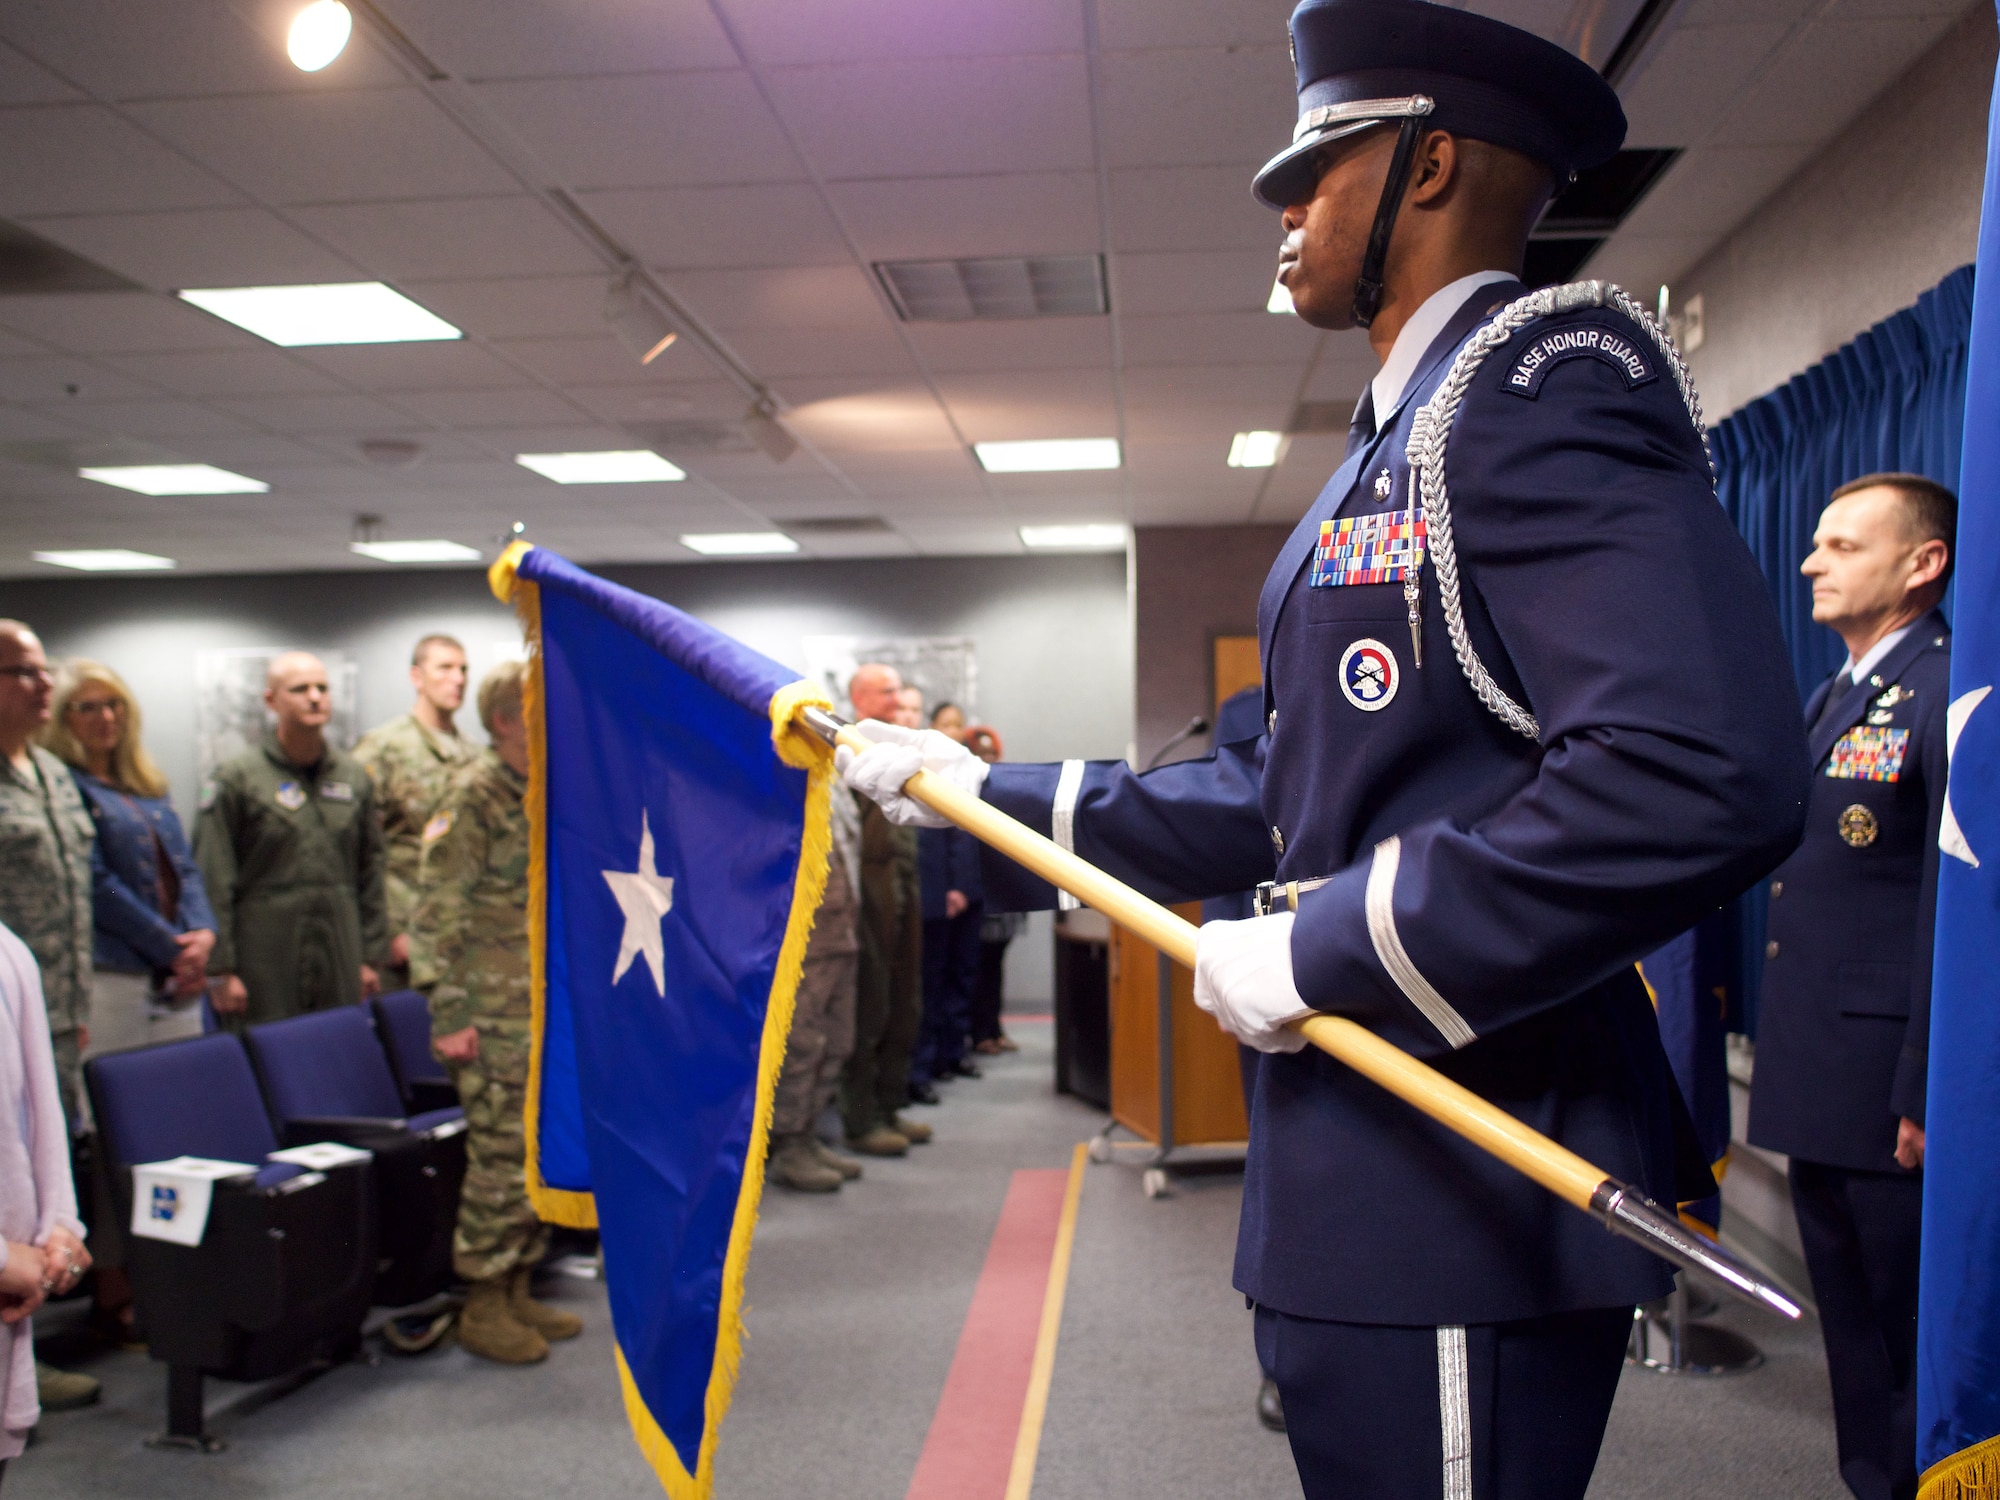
[1940,685,1990,869]
[603,810,676,995]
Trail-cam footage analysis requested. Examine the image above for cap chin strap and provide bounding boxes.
[1352,115,1428,330]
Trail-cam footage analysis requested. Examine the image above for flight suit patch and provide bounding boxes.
[274,781,306,811]
[1501,326,1656,398]
[1339,639,1399,711]
[1837,804,1879,848]
[1310,512,1427,587]
[1826,725,1908,782]
[319,780,354,802]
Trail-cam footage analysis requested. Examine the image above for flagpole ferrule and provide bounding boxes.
[1589,1179,1802,1321]
[797,705,849,745]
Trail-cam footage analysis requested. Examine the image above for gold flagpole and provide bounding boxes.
[796,708,1800,1320]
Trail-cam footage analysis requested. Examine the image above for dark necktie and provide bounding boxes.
[1345,386,1377,461]
[1814,672,1856,733]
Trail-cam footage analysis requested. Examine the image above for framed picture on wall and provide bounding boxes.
[194,648,360,786]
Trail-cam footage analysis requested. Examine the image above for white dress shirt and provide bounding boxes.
[1369,268,1518,423]
[1842,622,1917,686]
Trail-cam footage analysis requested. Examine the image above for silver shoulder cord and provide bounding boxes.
[1402,280,1712,740]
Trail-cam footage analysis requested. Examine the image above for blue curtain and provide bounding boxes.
[1707,264,1975,1034]
[1712,264,1974,695]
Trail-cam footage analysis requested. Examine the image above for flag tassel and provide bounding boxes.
[1921,1433,2000,1500]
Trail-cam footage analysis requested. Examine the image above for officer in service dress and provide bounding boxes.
[196,652,390,1029]
[839,3,1810,1494]
[1749,473,1955,1500]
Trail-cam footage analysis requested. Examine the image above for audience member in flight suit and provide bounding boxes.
[196,652,388,1029]
[1750,473,1955,1500]
[840,3,1810,1494]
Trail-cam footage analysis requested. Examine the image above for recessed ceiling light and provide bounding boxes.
[1019,523,1128,550]
[679,532,800,557]
[974,438,1121,474]
[287,0,353,71]
[1267,280,1295,315]
[1227,431,1286,468]
[79,463,268,496]
[350,539,483,564]
[514,450,686,484]
[177,283,461,347]
[32,549,177,572]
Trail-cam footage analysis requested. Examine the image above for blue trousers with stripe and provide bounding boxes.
[1253,1303,1631,1499]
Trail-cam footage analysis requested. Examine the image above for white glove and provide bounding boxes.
[1194,912,1313,1054]
[835,719,990,828]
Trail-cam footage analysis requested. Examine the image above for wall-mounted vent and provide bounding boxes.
[784,516,895,535]
[0,221,138,295]
[875,255,1107,322]
[1525,148,1680,288]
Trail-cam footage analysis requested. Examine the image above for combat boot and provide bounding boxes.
[810,1137,863,1180]
[845,1124,909,1157]
[34,1361,99,1411]
[457,1278,548,1365]
[770,1132,843,1191]
[889,1113,932,1145]
[508,1267,583,1342]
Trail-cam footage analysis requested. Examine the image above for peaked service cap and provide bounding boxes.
[1253,0,1628,209]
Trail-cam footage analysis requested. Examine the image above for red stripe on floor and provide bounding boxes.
[904,1168,1070,1500]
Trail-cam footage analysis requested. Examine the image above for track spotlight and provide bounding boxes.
[604,272,679,365]
[743,401,796,464]
[288,1,352,72]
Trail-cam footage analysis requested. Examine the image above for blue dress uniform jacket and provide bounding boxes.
[981,280,1810,1326]
[917,826,982,923]
[1748,613,1950,1172]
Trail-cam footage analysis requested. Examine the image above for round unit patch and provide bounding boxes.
[1339,638,1399,712]
[1837,803,1879,848]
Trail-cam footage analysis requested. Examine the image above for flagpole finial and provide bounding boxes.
[489,538,533,603]
[770,680,837,771]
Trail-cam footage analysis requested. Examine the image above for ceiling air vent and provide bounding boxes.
[784,516,895,535]
[875,255,1107,322]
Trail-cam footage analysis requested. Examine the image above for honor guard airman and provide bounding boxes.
[841,1,1810,1495]
[1749,473,1956,1500]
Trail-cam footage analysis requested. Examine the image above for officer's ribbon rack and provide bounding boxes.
[792,707,1803,1323]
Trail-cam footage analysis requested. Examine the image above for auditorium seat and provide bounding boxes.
[372,989,459,1115]
[85,1034,377,1450]
[245,1007,467,1309]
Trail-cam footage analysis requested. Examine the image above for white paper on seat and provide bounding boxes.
[129,1156,259,1247]
[268,1141,373,1171]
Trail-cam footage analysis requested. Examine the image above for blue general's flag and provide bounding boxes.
[1637,918,1734,1236]
[1918,22,2000,1494]
[489,543,833,1499]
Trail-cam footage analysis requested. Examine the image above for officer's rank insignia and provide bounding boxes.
[1373,469,1392,501]
[1874,684,1911,710]
[319,780,353,802]
[1338,638,1399,711]
[1826,725,1909,782]
[275,781,306,811]
[1311,512,1426,587]
[1837,803,1879,848]
[422,810,454,843]
[1500,325,1657,398]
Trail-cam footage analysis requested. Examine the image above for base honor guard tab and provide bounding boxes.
[1310,512,1427,588]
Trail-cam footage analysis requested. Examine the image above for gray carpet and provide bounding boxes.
[11,1022,1848,1498]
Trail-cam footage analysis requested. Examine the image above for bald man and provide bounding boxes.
[195,652,388,1029]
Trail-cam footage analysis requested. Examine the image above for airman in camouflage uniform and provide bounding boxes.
[417,661,577,1365]
[354,635,472,988]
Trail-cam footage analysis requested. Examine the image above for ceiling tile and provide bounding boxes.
[766,56,1094,179]
[1617,21,1794,148]
[0,355,161,402]
[98,348,348,398]
[399,276,607,340]
[936,368,1119,442]
[21,207,364,290]
[1616,144,1814,240]
[290,196,603,279]
[56,397,258,439]
[1113,249,1284,316]
[1096,0,1292,51]
[822,449,984,496]
[472,72,806,191]
[726,0,1082,64]
[290,340,535,392]
[388,0,742,80]
[1120,310,1321,366]
[210,391,427,434]
[561,378,759,424]
[1110,166,1274,253]
[1099,46,1294,169]
[581,183,851,269]
[392,386,590,429]
[492,332,727,388]
[0,291,260,354]
[825,173,1102,261]
[668,265,888,330]
[128,89,518,205]
[1714,15,1960,147]
[0,40,80,104]
[0,105,240,216]
[782,382,960,452]
[713,324,916,378]
[904,317,1112,373]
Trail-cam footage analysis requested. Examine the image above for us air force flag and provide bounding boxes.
[489,543,833,1500]
[1917,26,2000,1495]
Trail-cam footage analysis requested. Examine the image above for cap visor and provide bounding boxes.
[1251,118,1386,209]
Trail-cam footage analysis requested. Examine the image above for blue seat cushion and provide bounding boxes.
[247,1007,407,1122]
[373,991,449,1087]
[89,1034,279,1169]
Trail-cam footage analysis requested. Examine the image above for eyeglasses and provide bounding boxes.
[67,698,125,717]
[0,665,53,684]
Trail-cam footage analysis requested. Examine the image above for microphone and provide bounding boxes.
[1145,715,1211,770]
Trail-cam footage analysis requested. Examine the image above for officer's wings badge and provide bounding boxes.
[1827,725,1909,782]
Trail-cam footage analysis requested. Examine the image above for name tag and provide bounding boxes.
[1502,326,1655,398]
[1827,726,1908,782]
[320,781,354,802]
[1310,512,1426,588]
